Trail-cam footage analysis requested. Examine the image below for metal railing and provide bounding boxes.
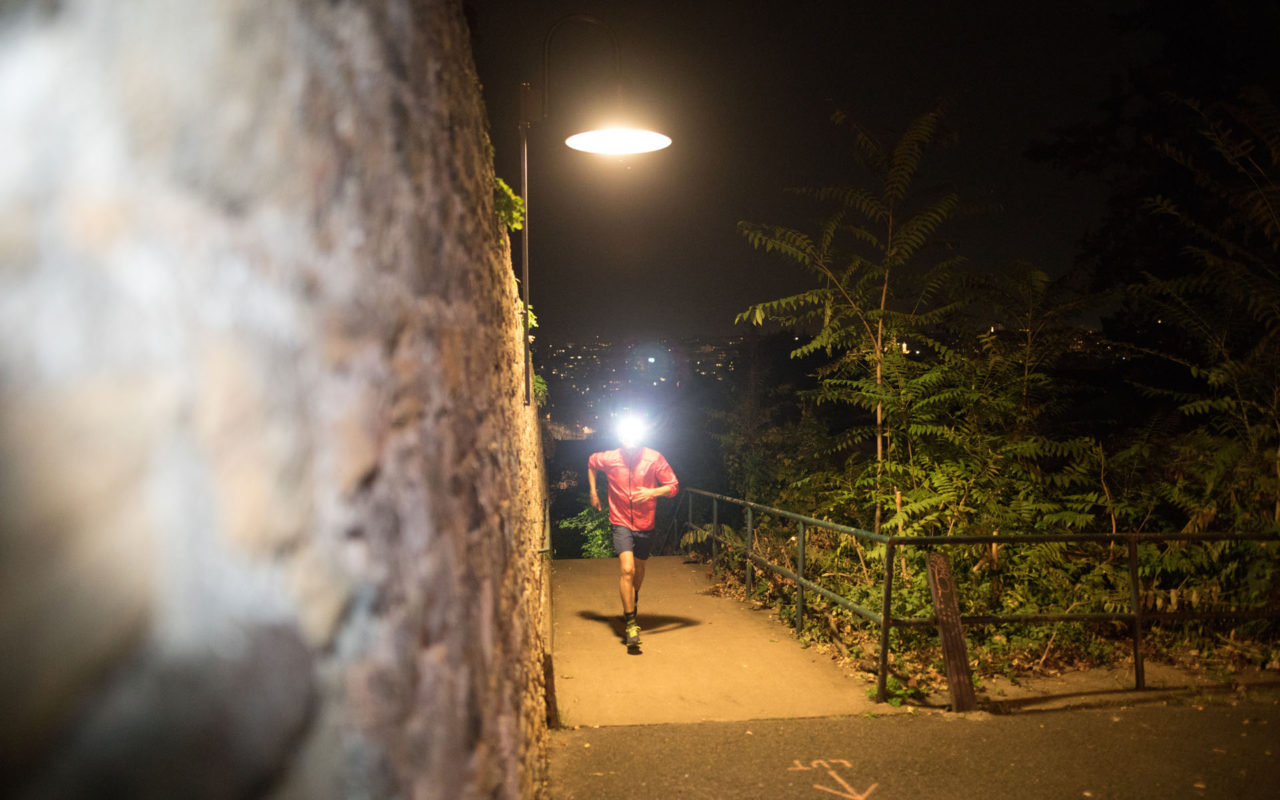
[683,488,1280,705]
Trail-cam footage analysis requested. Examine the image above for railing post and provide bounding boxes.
[711,498,719,574]
[687,490,693,543]
[877,540,896,703]
[795,522,806,632]
[745,506,754,598]
[1127,535,1145,690]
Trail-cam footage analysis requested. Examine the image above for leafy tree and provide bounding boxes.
[738,108,964,533]
[868,266,1108,619]
[708,332,822,504]
[721,95,1280,673]
[1136,91,1280,531]
[1028,3,1280,623]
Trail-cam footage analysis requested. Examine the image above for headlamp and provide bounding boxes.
[616,413,648,449]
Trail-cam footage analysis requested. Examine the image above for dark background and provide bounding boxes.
[467,0,1143,342]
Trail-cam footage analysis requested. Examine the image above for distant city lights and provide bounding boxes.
[535,336,745,435]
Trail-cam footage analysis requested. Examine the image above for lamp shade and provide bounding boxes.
[565,126,671,154]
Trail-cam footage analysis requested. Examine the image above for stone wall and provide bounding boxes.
[0,1,549,797]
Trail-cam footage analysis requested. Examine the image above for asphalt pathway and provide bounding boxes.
[548,556,1280,799]
[550,704,1280,799]
[549,556,877,727]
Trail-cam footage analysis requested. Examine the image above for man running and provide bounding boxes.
[587,414,679,647]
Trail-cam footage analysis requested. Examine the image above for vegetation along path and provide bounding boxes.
[548,556,1280,799]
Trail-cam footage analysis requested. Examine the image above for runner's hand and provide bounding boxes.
[589,493,602,511]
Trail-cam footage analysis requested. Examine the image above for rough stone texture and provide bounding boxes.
[0,1,549,797]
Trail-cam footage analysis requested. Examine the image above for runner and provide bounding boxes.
[586,414,679,648]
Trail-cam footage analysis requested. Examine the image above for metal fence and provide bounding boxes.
[682,488,1280,705]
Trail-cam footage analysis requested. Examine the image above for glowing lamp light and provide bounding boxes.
[616,413,649,448]
[565,128,672,154]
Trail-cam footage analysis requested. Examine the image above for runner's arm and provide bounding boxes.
[637,454,679,500]
[586,454,603,510]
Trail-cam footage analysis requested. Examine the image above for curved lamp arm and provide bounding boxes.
[541,14,621,122]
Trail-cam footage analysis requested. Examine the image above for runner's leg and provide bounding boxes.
[632,558,646,606]
[618,551,637,614]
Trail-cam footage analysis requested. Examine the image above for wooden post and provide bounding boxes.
[926,551,977,711]
[876,541,896,703]
[1126,536,1145,690]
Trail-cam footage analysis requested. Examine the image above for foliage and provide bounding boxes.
[865,675,924,707]
[557,502,613,559]
[495,177,525,231]
[713,101,1280,679]
[1134,91,1280,533]
[880,265,1107,545]
[736,109,1106,568]
[738,107,965,534]
[732,109,1109,638]
[510,269,540,334]
[681,522,744,550]
[510,267,544,405]
[709,365,811,503]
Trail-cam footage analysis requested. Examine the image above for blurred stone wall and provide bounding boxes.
[0,1,549,797]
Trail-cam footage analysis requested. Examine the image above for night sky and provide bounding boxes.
[467,0,1142,343]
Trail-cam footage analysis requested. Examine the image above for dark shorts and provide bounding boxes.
[611,525,653,560]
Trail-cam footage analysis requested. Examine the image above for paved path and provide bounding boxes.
[549,703,1280,799]
[549,556,876,727]
[547,555,1280,799]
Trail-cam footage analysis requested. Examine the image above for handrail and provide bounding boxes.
[745,551,882,625]
[682,488,1280,707]
[688,488,889,543]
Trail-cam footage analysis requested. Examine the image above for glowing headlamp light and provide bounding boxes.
[616,413,648,448]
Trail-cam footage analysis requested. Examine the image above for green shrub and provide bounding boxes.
[558,505,613,559]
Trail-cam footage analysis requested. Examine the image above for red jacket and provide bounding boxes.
[588,447,679,532]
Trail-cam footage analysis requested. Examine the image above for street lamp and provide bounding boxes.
[518,14,672,405]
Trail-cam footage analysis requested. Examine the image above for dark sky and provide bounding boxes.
[467,0,1142,343]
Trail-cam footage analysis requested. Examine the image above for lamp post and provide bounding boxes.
[518,14,672,405]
